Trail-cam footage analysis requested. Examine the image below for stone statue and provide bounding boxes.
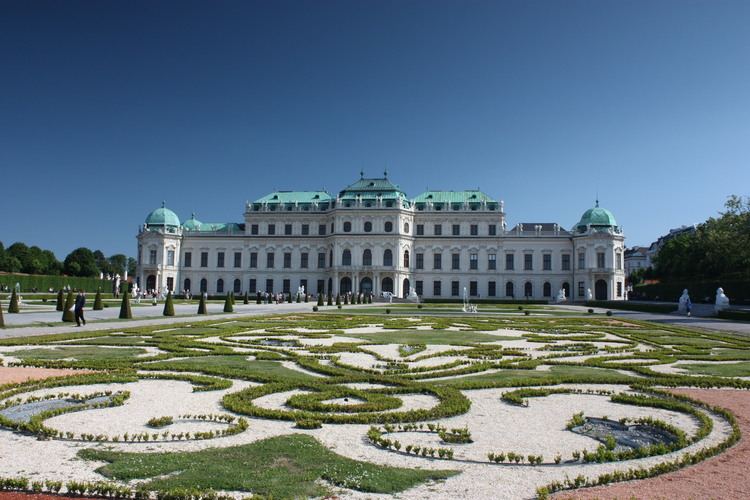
[586,288,593,301]
[407,289,420,303]
[715,287,730,313]
[555,287,567,303]
[678,289,692,316]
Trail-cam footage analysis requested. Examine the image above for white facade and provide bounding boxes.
[137,176,626,301]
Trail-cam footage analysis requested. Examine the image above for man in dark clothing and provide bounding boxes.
[74,290,86,326]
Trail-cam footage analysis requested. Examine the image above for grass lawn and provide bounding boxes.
[146,354,320,383]
[6,345,147,361]
[79,434,457,497]
[348,330,517,345]
[439,365,636,388]
[679,361,750,377]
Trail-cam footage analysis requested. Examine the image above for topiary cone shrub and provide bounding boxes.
[93,289,103,310]
[304,293,309,303]
[56,289,64,311]
[336,294,341,306]
[296,293,301,303]
[62,291,75,322]
[8,290,20,313]
[344,294,349,305]
[198,294,208,314]
[327,294,333,306]
[224,293,234,313]
[0,299,4,327]
[243,292,249,305]
[256,293,262,304]
[163,291,175,316]
[118,292,132,319]
[317,294,324,306]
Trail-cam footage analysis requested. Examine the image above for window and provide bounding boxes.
[318,224,326,236]
[524,254,533,271]
[617,281,623,297]
[385,221,393,232]
[267,224,275,235]
[543,282,551,297]
[578,252,586,270]
[433,280,442,296]
[184,252,192,267]
[416,224,424,236]
[363,249,372,266]
[217,252,225,268]
[250,252,258,268]
[451,281,460,297]
[452,253,460,270]
[505,281,514,297]
[283,279,291,294]
[342,249,351,266]
[251,224,259,235]
[524,281,533,297]
[416,253,424,270]
[167,250,175,266]
[403,250,410,268]
[300,252,308,268]
[505,253,514,270]
[329,250,333,266]
[488,281,496,297]
[470,281,478,296]
[383,249,393,267]
[470,224,478,236]
[183,278,191,292]
[562,254,571,271]
[149,249,157,265]
[266,252,275,269]
[364,221,372,232]
[316,279,324,295]
[433,253,442,270]
[234,252,242,268]
[331,222,334,233]
[216,279,224,294]
[616,252,622,270]
[470,253,478,270]
[200,278,207,293]
[578,281,585,298]
[452,224,460,236]
[488,254,496,270]
[434,224,442,236]
[266,279,274,293]
[283,252,292,268]
[343,221,352,232]
[543,254,552,271]
[284,224,292,235]
[200,252,208,268]
[234,279,241,294]
[415,280,423,296]
[488,224,497,236]
[597,252,605,268]
[403,222,409,233]
[317,252,326,268]
[249,279,257,293]
[301,224,309,235]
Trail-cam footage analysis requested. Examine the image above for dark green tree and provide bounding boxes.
[0,297,4,327]
[163,291,175,316]
[118,292,132,319]
[327,294,333,306]
[198,294,208,314]
[56,289,64,311]
[64,248,99,277]
[224,293,233,313]
[256,292,262,304]
[93,289,103,310]
[317,293,324,306]
[243,291,249,304]
[62,291,75,322]
[8,290,20,313]
[336,294,341,306]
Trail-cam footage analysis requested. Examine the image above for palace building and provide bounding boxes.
[136,173,626,301]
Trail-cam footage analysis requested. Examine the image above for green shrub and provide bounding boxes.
[385,308,391,314]
[336,295,341,306]
[294,418,322,429]
[223,293,233,313]
[0,273,109,294]
[606,310,613,316]
[256,293,262,304]
[327,294,333,306]
[147,416,174,428]
[198,294,207,314]
[119,291,132,319]
[55,289,64,311]
[163,291,175,316]
[317,294,324,306]
[93,289,103,310]
[312,306,318,312]
[524,310,530,316]
[0,299,4,328]
[243,291,249,305]
[588,308,594,314]
[8,290,19,313]
[62,291,75,322]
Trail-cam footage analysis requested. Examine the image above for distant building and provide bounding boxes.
[624,246,650,276]
[136,173,626,301]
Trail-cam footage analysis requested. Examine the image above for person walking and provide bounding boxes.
[74,290,87,326]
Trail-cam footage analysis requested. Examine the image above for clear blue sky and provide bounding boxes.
[1,0,748,259]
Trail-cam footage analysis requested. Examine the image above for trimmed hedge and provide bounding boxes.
[717,309,750,322]
[586,301,676,314]
[633,278,750,305]
[423,298,548,305]
[0,272,111,294]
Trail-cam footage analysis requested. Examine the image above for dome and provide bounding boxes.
[183,213,202,230]
[145,202,180,227]
[575,201,617,231]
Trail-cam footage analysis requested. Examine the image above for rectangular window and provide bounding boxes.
[283,279,291,294]
[433,280,442,296]
[617,281,623,298]
[524,253,533,271]
[283,252,292,268]
[616,253,622,270]
[452,224,460,236]
[330,222,334,234]
[318,224,326,236]
[234,252,242,268]
[301,224,309,236]
[248,279,257,293]
[217,252,225,268]
[268,224,276,235]
[317,252,326,269]
[266,279,274,293]
[433,253,442,270]
[488,281,496,297]
[166,250,175,266]
[416,253,424,270]
[562,254,571,271]
[452,253,460,270]
[488,254,496,270]
[300,252,308,268]
[415,280,423,296]
[250,252,258,268]
[184,252,192,268]
[470,224,478,236]
[434,224,442,236]
[505,253,514,270]
[451,281,460,297]
[149,249,157,265]
[316,279,325,295]
[578,281,585,298]
[251,224,259,235]
[285,224,292,236]
[543,254,552,271]
[488,224,497,236]
[416,224,424,236]
[597,252,605,268]
[470,253,478,270]
[578,252,586,270]
[200,251,208,268]
[470,281,478,296]
[266,252,275,269]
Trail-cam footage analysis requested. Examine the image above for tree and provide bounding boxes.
[119,292,132,319]
[243,291,249,304]
[223,293,233,313]
[163,291,175,316]
[62,291,75,322]
[108,254,128,276]
[8,290,20,313]
[127,257,137,276]
[56,289,64,311]
[317,293,324,306]
[93,289,103,310]
[198,294,207,314]
[64,248,99,277]
[0,297,4,327]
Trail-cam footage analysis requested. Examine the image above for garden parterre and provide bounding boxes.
[0,309,748,499]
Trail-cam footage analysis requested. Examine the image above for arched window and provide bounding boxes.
[183,278,191,293]
[383,249,393,267]
[384,221,393,232]
[364,221,372,232]
[343,221,352,232]
[363,249,372,266]
[404,222,409,233]
[403,250,410,268]
[524,281,533,297]
[200,278,208,293]
[234,278,241,294]
[217,279,224,294]
[340,277,352,294]
[543,282,551,297]
[342,249,352,266]
[382,277,394,293]
[505,281,514,297]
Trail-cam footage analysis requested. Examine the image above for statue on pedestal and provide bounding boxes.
[586,288,593,301]
[555,288,567,303]
[715,287,730,313]
[678,289,692,316]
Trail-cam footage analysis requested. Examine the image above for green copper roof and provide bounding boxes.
[182,213,202,230]
[413,190,497,204]
[339,173,406,200]
[254,191,332,204]
[145,203,180,227]
[575,202,618,229]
